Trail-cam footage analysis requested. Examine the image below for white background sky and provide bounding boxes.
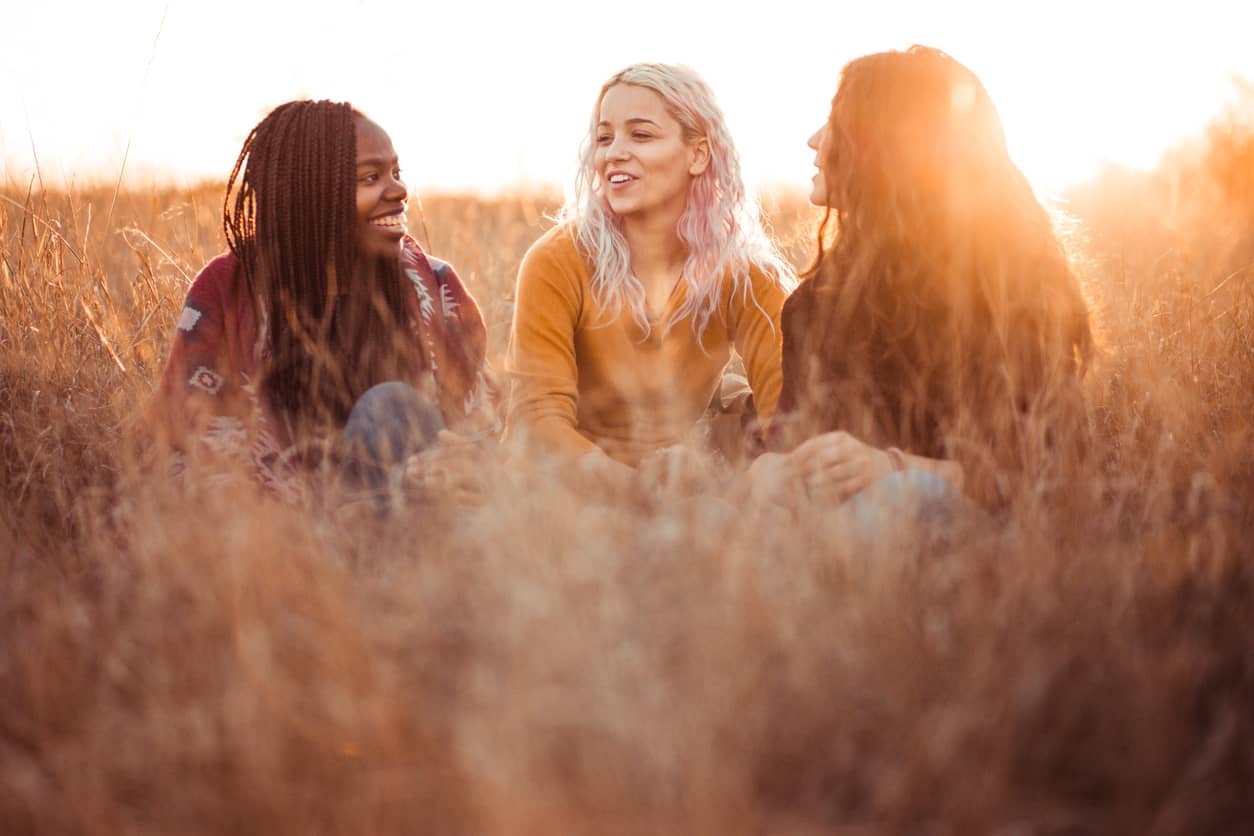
[2,0,1252,195]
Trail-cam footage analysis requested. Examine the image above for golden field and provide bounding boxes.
[2,97,1253,833]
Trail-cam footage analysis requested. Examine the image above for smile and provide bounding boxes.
[607,171,636,185]
[370,213,407,230]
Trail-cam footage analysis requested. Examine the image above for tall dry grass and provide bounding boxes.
[2,101,1253,833]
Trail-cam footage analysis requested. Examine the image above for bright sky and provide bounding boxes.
[2,0,1251,195]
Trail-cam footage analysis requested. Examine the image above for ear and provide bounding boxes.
[689,137,711,176]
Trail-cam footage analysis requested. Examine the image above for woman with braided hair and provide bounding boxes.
[754,46,1092,514]
[152,100,495,505]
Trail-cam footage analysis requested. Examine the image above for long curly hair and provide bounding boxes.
[781,46,1093,501]
[560,63,794,339]
[223,100,416,436]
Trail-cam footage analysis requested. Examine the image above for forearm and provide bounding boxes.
[507,410,599,458]
[573,446,637,494]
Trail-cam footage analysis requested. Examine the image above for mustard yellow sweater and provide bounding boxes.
[505,224,788,466]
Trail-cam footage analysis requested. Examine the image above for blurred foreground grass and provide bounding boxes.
[2,102,1253,832]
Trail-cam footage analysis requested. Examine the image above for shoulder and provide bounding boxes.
[784,271,823,310]
[748,262,792,298]
[183,252,241,313]
[188,252,239,293]
[517,223,587,292]
[726,262,791,319]
[781,276,818,327]
[521,222,582,267]
[426,254,454,281]
[400,236,451,285]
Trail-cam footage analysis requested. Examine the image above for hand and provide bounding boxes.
[404,430,491,507]
[788,430,895,505]
[745,451,802,508]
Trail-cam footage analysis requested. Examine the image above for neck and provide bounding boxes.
[622,210,688,280]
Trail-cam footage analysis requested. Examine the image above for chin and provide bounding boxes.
[606,200,637,218]
[362,237,405,261]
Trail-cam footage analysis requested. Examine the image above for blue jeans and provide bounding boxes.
[841,469,965,545]
[341,382,444,501]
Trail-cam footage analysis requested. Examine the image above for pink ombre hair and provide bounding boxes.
[560,63,795,339]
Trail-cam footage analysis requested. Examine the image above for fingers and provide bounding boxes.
[411,463,488,501]
[795,442,858,484]
[804,464,871,503]
[793,433,888,504]
[793,430,852,458]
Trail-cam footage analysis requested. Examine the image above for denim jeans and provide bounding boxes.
[341,381,444,502]
[841,468,965,546]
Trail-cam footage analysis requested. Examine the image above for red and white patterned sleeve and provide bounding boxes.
[151,254,252,462]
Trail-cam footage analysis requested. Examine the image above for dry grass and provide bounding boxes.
[2,105,1254,833]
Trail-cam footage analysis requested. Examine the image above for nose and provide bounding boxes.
[384,170,407,201]
[606,136,631,161]
[807,126,824,153]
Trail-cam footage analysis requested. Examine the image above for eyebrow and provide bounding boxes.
[596,118,662,129]
[356,155,398,167]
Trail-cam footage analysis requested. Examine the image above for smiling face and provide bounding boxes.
[807,121,832,207]
[354,115,408,260]
[594,83,709,223]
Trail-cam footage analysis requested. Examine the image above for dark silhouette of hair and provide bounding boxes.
[223,99,415,436]
[779,46,1093,503]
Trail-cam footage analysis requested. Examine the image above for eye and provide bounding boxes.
[595,133,612,145]
[358,172,379,184]
[632,131,653,140]
[393,167,403,180]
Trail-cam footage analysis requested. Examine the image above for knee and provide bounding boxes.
[350,381,426,419]
[871,469,952,502]
[844,468,957,534]
[343,381,445,462]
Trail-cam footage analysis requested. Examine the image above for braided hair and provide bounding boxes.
[223,100,416,436]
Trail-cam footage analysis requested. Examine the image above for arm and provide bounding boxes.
[754,278,963,502]
[148,257,251,459]
[750,430,965,506]
[502,236,602,460]
[728,266,789,424]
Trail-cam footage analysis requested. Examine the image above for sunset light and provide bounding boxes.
[6,0,1254,829]
[3,0,1252,194]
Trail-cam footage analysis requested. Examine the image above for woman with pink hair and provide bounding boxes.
[505,63,795,487]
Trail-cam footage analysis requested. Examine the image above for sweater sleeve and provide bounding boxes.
[729,266,788,423]
[503,234,599,458]
[149,255,252,459]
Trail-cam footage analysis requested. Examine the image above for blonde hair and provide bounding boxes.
[560,63,794,338]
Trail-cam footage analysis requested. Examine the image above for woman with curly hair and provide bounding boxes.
[760,46,1093,510]
[152,100,494,504]
[505,63,795,487]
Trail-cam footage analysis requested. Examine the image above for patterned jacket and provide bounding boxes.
[151,237,497,496]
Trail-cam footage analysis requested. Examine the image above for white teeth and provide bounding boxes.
[371,213,406,229]
[609,174,631,184]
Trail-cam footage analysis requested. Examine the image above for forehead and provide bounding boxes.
[598,84,676,126]
[354,116,396,161]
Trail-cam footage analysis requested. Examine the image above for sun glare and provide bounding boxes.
[2,1,1252,195]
